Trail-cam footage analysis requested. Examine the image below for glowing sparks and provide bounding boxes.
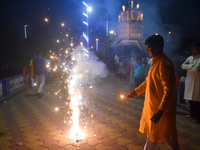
[53,45,107,142]
[55,107,59,111]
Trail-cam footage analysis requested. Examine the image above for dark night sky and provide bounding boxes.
[1,0,200,64]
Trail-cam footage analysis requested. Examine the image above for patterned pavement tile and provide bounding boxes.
[132,137,146,146]
[102,137,117,146]
[95,144,111,150]
[64,145,80,150]
[106,122,119,129]
[87,137,102,146]
[94,132,109,140]
[84,132,95,139]
[111,117,122,126]
[126,143,143,150]
[122,132,137,139]
[111,144,128,150]
[0,140,14,149]
[23,135,40,142]
[32,145,48,150]
[26,139,43,148]
[48,145,65,150]
[108,132,122,139]
[116,137,133,145]
[126,126,139,133]
[48,129,62,135]
[51,133,66,141]
[58,138,73,147]
[79,143,96,150]
[113,127,127,133]
[42,138,58,147]
[100,126,114,134]
[118,122,131,128]
[135,131,147,139]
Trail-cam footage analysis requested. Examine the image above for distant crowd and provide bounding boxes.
[23,52,61,98]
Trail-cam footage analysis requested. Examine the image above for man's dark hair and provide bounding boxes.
[145,34,164,50]
[192,41,200,53]
[191,41,200,47]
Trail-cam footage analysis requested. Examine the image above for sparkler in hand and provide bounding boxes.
[119,93,125,100]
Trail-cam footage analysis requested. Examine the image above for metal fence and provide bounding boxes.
[0,63,25,80]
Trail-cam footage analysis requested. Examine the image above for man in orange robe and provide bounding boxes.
[126,34,180,150]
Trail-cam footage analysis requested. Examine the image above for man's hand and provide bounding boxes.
[150,110,164,124]
[126,90,137,98]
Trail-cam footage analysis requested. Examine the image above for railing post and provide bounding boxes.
[2,79,10,97]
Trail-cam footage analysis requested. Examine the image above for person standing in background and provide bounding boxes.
[29,58,37,87]
[33,51,47,98]
[182,41,200,124]
[125,57,131,81]
[118,58,126,81]
[146,57,152,76]
[114,52,119,77]
[134,55,146,91]
[129,53,136,91]
[23,66,28,84]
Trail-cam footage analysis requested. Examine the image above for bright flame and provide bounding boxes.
[122,5,125,11]
[120,94,125,100]
[44,18,48,22]
[136,3,140,9]
[61,23,65,27]
[109,30,114,34]
[55,107,59,111]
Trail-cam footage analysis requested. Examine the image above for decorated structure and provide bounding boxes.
[112,1,145,52]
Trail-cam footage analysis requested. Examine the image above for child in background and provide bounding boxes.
[134,56,146,89]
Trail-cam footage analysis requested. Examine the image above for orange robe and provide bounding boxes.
[135,53,178,143]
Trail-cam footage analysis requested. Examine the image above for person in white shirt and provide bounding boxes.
[114,52,119,76]
[146,57,153,76]
[182,41,200,124]
[129,53,136,91]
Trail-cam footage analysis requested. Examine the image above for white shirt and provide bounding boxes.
[182,54,200,101]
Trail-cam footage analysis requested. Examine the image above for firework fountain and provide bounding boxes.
[55,45,108,143]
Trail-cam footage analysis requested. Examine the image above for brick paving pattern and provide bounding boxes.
[0,73,200,150]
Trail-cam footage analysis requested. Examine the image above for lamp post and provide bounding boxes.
[83,1,92,48]
[96,39,98,51]
[24,25,28,39]
[44,18,48,22]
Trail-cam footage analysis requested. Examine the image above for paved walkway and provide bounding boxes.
[0,73,200,150]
